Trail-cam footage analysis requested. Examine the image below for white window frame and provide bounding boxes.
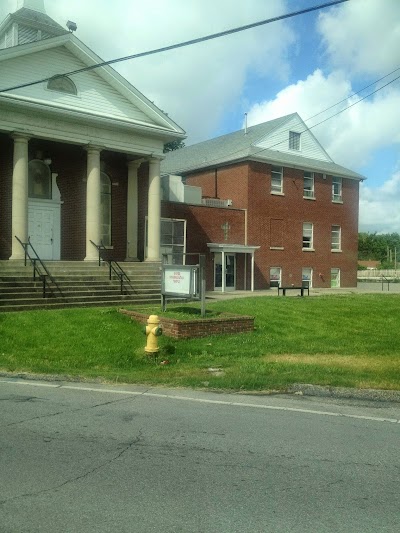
[331,225,341,251]
[289,131,301,151]
[302,267,313,288]
[332,176,342,203]
[331,268,340,288]
[146,217,186,263]
[270,267,282,288]
[303,171,315,199]
[302,222,314,250]
[271,166,283,195]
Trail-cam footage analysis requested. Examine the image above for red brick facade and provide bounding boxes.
[162,202,247,290]
[163,160,359,289]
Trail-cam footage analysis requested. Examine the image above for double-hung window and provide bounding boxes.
[303,171,314,199]
[331,225,341,251]
[332,176,342,202]
[289,131,301,151]
[302,222,313,250]
[271,166,283,194]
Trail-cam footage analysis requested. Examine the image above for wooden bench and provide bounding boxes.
[277,286,309,296]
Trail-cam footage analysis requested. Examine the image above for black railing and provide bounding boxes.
[381,275,392,291]
[90,240,135,295]
[15,236,64,299]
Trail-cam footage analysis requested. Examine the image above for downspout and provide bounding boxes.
[214,168,218,198]
[244,208,248,290]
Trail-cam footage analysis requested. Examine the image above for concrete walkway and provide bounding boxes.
[206,282,400,300]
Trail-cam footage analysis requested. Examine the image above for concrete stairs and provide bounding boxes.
[0,260,162,312]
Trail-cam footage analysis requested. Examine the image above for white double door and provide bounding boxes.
[28,200,61,260]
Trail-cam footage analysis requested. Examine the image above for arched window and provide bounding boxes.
[100,172,112,246]
[28,160,52,199]
[47,76,77,95]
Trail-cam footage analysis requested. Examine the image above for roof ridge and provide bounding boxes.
[182,113,296,150]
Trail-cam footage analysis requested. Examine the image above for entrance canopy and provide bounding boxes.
[207,243,260,292]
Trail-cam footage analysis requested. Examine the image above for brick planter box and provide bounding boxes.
[120,309,255,338]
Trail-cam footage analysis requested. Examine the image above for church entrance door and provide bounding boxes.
[28,201,61,260]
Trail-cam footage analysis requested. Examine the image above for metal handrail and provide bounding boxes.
[381,275,391,291]
[14,236,64,298]
[90,240,135,295]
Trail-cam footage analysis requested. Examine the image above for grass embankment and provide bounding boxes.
[0,294,399,391]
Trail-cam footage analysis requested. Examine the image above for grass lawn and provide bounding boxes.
[0,294,399,392]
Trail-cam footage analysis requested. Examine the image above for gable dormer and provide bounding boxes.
[253,113,333,163]
[0,0,67,50]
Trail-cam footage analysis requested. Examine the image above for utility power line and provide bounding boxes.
[262,71,400,152]
[0,0,349,93]
[306,66,400,122]
[169,68,400,175]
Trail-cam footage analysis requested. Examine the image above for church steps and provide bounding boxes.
[0,261,162,311]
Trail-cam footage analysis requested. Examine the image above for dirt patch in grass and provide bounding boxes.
[264,354,400,371]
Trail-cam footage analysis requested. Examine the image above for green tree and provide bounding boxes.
[163,140,185,153]
[358,232,400,267]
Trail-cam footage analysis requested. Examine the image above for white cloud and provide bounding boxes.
[360,171,400,233]
[317,0,400,77]
[245,68,400,170]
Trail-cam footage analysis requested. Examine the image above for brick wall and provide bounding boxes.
[0,134,13,259]
[120,309,255,338]
[0,137,146,262]
[162,202,247,290]
[183,160,360,288]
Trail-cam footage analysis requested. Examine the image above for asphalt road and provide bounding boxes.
[1,378,399,533]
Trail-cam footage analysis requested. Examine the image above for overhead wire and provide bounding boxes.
[0,0,349,93]
[166,69,400,175]
[257,71,400,153]
[2,0,394,169]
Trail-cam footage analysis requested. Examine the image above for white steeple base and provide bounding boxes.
[18,0,46,14]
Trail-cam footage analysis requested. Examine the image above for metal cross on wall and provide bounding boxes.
[221,222,230,241]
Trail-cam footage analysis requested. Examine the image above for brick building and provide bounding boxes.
[0,1,185,264]
[161,114,364,291]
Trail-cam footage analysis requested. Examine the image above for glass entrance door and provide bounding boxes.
[214,253,236,291]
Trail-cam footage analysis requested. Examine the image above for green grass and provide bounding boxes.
[1,294,399,391]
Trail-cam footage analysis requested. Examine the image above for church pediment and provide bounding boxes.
[0,34,184,136]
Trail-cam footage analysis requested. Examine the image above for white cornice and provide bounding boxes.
[0,94,184,141]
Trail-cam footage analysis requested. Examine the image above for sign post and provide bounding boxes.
[161,255,206,317]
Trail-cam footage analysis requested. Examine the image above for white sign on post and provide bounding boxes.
[162,266,194,296]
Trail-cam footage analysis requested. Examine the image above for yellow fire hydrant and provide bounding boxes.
[145,315,163,355]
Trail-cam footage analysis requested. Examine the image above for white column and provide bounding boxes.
[84,146,102,261]
[10,134,30,260]
[251,252,255,291]
[126,159,143,261]
[146,157,162,262]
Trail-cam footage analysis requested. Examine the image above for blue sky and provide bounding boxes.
[2,0,400,233]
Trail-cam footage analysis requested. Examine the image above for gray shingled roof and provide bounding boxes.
[161,113,365,181]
